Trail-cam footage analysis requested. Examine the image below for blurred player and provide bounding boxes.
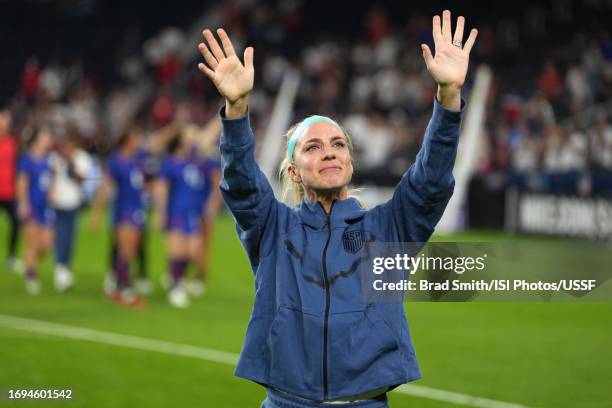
[181,120,223,296]
[0,107,22,273]
[16,126,55,294]
[153,117,221,308]
[50,132,93,291]
[106,150,158,296]
[90,121,175,308]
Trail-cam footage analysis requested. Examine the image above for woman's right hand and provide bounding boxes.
[197,29,254,117]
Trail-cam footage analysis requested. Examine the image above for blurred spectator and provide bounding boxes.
[366,8,389,45]
[543,125,586,172]
[20,57,41,102]
[0,0,610,197]
[513,141,540,174]
[590,113,612,171]
[39,61,66,102]
[525,92,556,135]
[537,60,563,101]
[346,112,393,171]
[566,62,591,112]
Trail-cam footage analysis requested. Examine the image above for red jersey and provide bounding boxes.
[0,135,17,200]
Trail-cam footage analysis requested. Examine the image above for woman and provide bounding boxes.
[0,107,22,274]
[153,118,222,308]
[50,133,93,292]
[16,126,55,295]
[90,122,175,308]
[198,10,477,407]
[189,122,223,297]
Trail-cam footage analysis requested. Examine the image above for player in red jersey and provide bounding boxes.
[0,107,22,274]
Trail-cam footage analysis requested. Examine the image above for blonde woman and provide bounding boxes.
[198,10,476,407]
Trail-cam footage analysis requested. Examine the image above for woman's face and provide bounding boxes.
[0,110,11,135]
[127,130,143,151]
[34,129,53,152]
[288,122,353,194]
[181,129,195,150]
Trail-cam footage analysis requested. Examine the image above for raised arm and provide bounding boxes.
[147,122,180,154]
[197,29,278,266]
[88,173,112,231]
[192,118,221,156]
[16,172,30,221]
[152,178,168,231]
[204,168,222,220]
[372,11,477,242]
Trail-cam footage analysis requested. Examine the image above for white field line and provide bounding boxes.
[0,314,238,366]
[0,314,529,408]
[394,384,529,408]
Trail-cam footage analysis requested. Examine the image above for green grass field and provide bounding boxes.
[0,211,611,408]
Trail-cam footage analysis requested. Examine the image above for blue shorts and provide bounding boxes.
[113,209,146,230]
[29,204,55,226]
[261,387,389,408]
[165,212,202,235]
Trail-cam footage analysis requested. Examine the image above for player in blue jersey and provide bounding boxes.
[90,121,176,308]
[153,118,221,307]
[16,126,55,294]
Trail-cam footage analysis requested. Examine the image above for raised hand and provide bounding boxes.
[421,10,477,109]
[198,29,254,108]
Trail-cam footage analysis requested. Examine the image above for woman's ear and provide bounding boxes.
[287,163,301,183]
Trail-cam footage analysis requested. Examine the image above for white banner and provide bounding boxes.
[514,193,612,240]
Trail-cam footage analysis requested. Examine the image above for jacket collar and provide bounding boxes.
[298,197,366,230]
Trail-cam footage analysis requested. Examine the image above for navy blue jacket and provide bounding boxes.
[219,98,464,401]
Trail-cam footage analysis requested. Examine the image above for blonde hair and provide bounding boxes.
[278,120,365,207]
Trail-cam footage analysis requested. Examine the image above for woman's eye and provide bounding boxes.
[306,145,318,152]
[334,142,345,148]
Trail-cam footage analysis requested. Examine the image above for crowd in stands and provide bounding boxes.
[3,0,611,195]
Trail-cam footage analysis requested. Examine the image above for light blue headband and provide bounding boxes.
[287,115,341,161]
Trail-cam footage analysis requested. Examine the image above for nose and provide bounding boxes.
[322,146,336,161]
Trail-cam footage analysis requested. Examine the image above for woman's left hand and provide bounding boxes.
[421,10,478,91]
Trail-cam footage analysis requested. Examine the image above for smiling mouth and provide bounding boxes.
[319,166,342,173]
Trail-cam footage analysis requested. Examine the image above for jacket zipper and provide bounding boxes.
[321,201,334,400]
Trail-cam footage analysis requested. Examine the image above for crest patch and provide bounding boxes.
[342,230,365,253]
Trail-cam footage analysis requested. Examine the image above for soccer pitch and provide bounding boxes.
[0,212,611,408]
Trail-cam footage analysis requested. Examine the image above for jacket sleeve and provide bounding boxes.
[370,97,465,243]
[218,107,279,270]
